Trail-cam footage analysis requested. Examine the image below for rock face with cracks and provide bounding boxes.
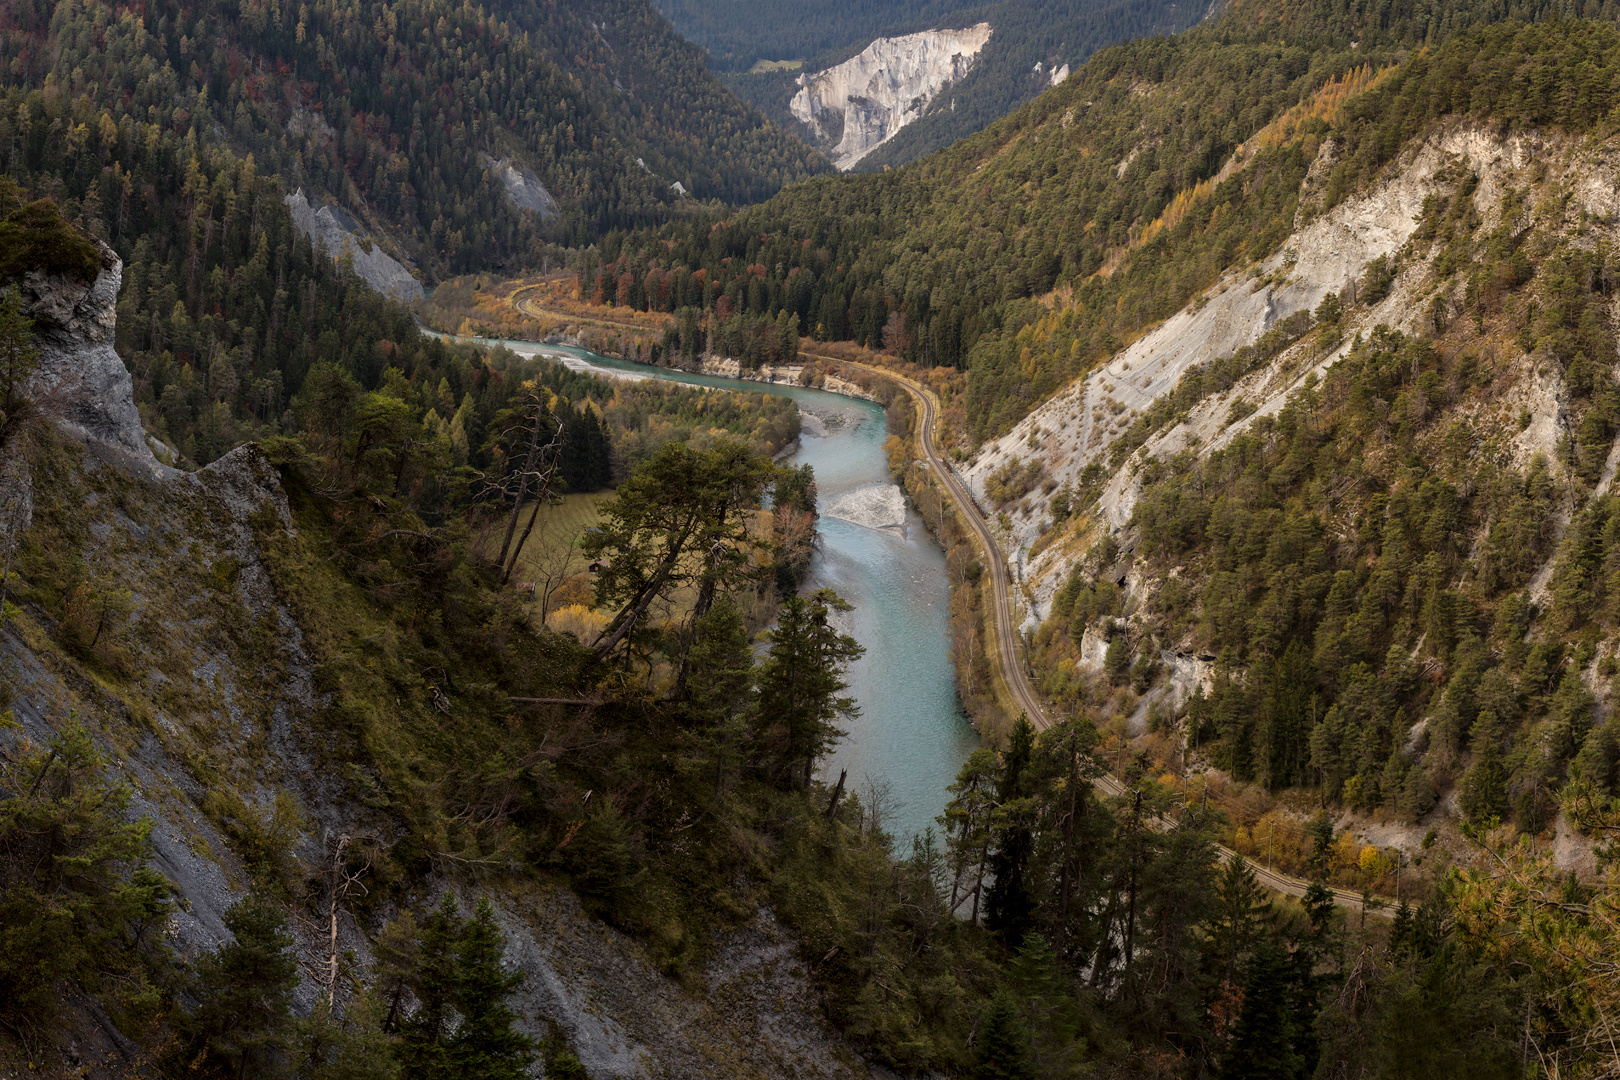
[791,24,992,170]
[19,245,173,480]
[285,188,425,302]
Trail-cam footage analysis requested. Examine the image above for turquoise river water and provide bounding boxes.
[477,337,979,843]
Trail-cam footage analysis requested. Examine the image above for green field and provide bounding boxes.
[746,58,804,73]
[499,492,611,610]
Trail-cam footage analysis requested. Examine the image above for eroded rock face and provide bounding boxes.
[791,24,992,170]
[956,124,1565,622]
[285,189,425,302]
[20,245,172,479]
[479,153,559,220]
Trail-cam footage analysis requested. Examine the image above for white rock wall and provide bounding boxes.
[960,125,1551,619]
[285,189,425,303]
[790,24,993,170]
[21,245,174,479]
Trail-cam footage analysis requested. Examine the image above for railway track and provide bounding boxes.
[491,295,1375,914]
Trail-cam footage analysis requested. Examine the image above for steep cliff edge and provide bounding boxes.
[790,24,992,170]
[19,245,174,479]
[0,234,897,1080]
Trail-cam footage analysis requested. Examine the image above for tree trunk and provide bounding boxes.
[502,424,562,586]
[496,405,547,570]
[824,769,847,819]
[1123,790,1142,970]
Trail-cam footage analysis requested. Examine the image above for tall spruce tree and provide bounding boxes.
[985,714,1037,943]
[449,900,535,1080]
[192,892,300,1079]
[683,594,756,799]
[397,896,534,1080]
[754,588,864,789]
[1218,940,1303,1080]
[971,991,1037,1080]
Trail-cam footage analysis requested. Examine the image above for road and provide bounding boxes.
[825,357,1371,914]
[492,295,1373,913]
[822,358,1045,723]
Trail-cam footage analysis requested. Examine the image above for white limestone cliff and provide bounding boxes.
[479,152,560,220]
[285,189,425,303]
[790,24,993,170]
[958,124,1558,621]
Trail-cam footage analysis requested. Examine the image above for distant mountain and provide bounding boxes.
[7,0,827,283]
[722,0,1211,171]
[855,0,1213,169]
[649,0,991,72]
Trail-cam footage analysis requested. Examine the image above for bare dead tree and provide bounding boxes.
[321,830,382,1010]
[488,391,565,586]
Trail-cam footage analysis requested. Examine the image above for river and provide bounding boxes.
[477,337,979,845]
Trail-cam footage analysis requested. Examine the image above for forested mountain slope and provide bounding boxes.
[652,0,987,72]
[956,19,1620,857]
[0,0,830,466]
[14,1,1620,1076]
[602,0,1620,436]
[852,0,1211,169]
[598,1,1620,839]
[5,0,825,277]
[724,0,1208,171]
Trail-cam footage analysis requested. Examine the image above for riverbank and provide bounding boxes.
[430,327,979,842]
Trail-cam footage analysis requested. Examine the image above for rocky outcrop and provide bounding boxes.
[504,892,886,1079]
[285,189,424,302]
[479,153,559,220]
[790,24,992,170]
[19,245,173,480]
[961,124,1548,619]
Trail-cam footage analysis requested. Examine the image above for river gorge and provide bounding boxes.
[493,338,980,843]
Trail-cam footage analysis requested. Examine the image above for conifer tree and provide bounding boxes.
[941,748,1000,925]
[1218,940,1302,1080]
[193,892,300,1079]
[397,896,534,1080]
[0,289,36,418]
[1208,854,1269,984]
[754,588,864,789]
[683,594,756,798]
[985,715,1037,943]
[971,991,1036,1080]
[449,900,535,1080]
[397,896,461,1079]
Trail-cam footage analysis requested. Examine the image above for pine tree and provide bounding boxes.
[1461,744,1510,825]
[971,991,1036,1080]
[940,748,999,925]
[986,715,1037,943]
[1258,640,1314,790]
[754,588,864,789]
[0,288,36,418]
[396,897,534,1080]
[1209,854,1269,984]
[295,992,400,1080]
[449,900,535,1080]
[193,892,300,1079]
[683,594,756,798]
[397,896,461,1079]
[1218,940,1303,1080]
